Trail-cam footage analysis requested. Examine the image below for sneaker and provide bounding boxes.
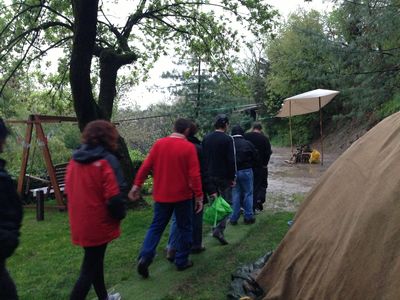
[191,246,206,254]
[244,218,256,225]
[137,257,150,278]
[212,230,229,245]
[176,260,194,271]
[107,292,121,300]
[229,220,238,225]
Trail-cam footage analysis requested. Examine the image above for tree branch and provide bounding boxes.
[0,32,38,96]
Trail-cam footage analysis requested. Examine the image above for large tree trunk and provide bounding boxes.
[70,0,135,185]
[70,0,100,130]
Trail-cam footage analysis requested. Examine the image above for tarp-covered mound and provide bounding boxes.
[256,112,400,300]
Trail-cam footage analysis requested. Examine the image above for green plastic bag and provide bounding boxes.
[203,196,233,227]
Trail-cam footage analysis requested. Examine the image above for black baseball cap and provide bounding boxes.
[0,118,9,140]
[214,114,229,128]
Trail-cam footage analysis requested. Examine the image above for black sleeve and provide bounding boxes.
[227,137,236,180]
[107,194,127,220]
[0,175,23,259]
[197,145,217,195]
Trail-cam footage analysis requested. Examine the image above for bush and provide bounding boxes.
[377,94,400,120]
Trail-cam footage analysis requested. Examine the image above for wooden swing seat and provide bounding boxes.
[28,162,68,199]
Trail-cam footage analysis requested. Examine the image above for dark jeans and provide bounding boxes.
[0,259,18,300]
[139,199,193,267]
[209,177,232,233]
[70,243,108,300]
[168,201,204,250]
[253,167,268,207]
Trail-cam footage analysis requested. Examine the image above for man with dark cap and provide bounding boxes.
[244,122,272,211]
[230,125,258,224]
[202,114,235,245]
[0,118,23,300]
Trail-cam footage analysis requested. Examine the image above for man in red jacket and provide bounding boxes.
[128,118,203,278]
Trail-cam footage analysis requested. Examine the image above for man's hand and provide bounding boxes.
[128,185,141,201]
[194,197,203,214]
[230,180,236,187]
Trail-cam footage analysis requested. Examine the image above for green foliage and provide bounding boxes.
[128,149,145,162]
[377,94,400,120]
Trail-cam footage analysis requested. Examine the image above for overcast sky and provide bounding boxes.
[118,0,333,110]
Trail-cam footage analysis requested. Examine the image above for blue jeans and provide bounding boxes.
[139,199,193,267]
[230,168,254,222]
[168,201,204,250]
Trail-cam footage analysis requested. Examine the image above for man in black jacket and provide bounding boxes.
[0,118,23,300]
[202,114,235,245]
[244,122,272,211]
[230,125,258,224]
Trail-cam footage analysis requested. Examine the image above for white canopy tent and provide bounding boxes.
[276,89,340,165]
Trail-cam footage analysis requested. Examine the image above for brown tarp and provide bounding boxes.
[256,112,400,300]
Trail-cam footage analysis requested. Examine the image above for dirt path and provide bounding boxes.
[264,147,340,212]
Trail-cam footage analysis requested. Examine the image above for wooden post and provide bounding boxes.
[17,115,34,196]
[319,97,324,165]
[33,115,64,207]
[36,190,44,221]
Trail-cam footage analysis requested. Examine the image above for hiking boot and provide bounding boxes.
[244,218,256,225]
[137,257,150,278]
[191,246,206,254]
[212,230,228,245]
[166,248,176,263]
[107,292,121,300]
[176,260,194,271]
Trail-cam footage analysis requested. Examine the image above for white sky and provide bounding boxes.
[120,0,333,110]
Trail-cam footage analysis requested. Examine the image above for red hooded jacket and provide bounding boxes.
[65,145,124,247]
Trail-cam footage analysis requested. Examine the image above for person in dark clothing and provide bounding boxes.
[66,120,126,300]
[202,114,235,245]
[230,125,258,224]
[0,118,23,300]
[244,122,272,212]
[167,122,216,259]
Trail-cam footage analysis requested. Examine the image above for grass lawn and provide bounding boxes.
[8,205,293,300]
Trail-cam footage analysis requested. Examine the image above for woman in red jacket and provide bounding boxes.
[66,120,126,300]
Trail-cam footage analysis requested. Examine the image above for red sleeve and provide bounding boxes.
[102,161,120,201]
[133,143,156,187]
[187,143,203,198]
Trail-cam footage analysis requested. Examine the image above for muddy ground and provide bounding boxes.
[264,147,340,212]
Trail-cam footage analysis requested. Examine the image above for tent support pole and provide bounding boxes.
[289,101,293,154]
[319,97,324,165]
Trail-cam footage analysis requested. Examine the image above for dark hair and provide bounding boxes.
[252,122,262,131]
[188,122,198,137]
[174,118,192,134]
[214,114,229,129]
[231,124,244,136]
[82,120,119,152]
[0,118,10,140]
